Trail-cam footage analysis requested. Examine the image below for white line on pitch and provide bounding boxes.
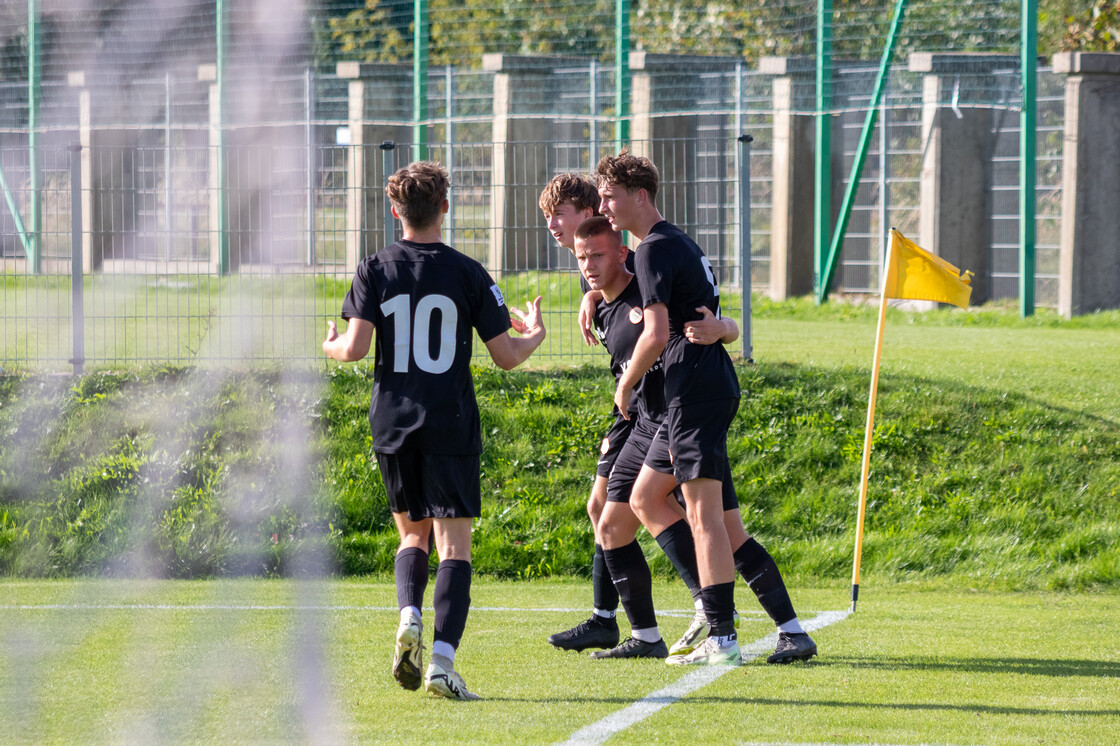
[737,742,978,746]
[558,609,851,746]
[0,603,773,616]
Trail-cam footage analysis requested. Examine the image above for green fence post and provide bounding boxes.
[819,0,908,300]
[28,0,41,274]
[614,0,630,149]
[0,161,32,260]
[813,0,832,303]
[215,0,229,274]
[1019,0,1037,317]
[414,0,429,160]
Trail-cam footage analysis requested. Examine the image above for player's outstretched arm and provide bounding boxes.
[578,289,603,346]
[486,296,547,370]
[323,318,374,362]
[683,305,738,345]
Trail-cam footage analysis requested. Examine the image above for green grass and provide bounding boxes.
[0,270,647,370]
[1,578,1117,744]
[2,298,1119,587]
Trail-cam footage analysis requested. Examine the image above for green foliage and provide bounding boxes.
[2,300,1119,589]
[1063,0,1120,51]
[0,368,334,578]
[328,0,409,63]
[316,0,1089,71]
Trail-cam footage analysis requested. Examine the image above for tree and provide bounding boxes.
[327,0,409,64]
[1063,0,1120,51]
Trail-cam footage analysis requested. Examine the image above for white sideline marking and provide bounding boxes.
[0,603,770,616]
[739,739,976,743]
[558,609,851,746]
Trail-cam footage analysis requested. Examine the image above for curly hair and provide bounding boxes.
[594,149,658,201]
[538,172,601,215]
[385,161,449,230]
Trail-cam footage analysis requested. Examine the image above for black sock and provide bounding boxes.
[734,538,796,626]
[592,544,619,613]
[394,547,429,610]
[654,520,701,597]
[433,559,472,649]
[603,541,657,632]
[699,582,737,636]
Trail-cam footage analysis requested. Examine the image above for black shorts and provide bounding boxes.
[596,413,635,479]
[645,397,739,485]
[606,415,662,503]
[377,450,482,520]
[645,422,739,511]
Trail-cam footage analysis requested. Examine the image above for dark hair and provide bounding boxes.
[538,173,601,215]
[574,215,620,244]
[385,161,449,229]
[594,149,658,201]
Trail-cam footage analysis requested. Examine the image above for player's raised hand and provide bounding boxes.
[323,320,339,344]
[510,296,545,337]
[683,305,724,345]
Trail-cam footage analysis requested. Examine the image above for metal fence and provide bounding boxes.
[0,0,1064,372]
[1,61,1068,372]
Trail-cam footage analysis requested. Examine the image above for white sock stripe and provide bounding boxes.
[558,609,851,746]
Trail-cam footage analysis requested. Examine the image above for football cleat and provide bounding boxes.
[665,636,741,666]
[392,610,423,690]
[668,612,708,657]
[668,610,739,657]
[766,631,817,664]
[424,661,481,701]
[547,615,619,651]
[589,636,669,659]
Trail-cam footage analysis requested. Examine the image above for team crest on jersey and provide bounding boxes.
[600,437,610,454]
[490,284,506,307]
[628,307,643,324]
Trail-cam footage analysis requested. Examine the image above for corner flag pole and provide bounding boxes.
[851,231,897,612]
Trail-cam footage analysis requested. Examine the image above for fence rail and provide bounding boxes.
[0,56,1090,372]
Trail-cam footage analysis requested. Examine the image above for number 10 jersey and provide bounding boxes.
[340,239,512,454]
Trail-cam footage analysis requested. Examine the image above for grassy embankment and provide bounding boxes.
[1,298,1118,589]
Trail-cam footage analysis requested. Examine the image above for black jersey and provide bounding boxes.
[340,239,511,454]
[591,275,666,423]
[634,221,740,406]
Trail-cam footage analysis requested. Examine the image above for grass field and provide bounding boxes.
[3,297,1120,742]
[2,578,1118,745]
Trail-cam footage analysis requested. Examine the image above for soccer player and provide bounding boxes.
[572,216,689,659]
[538,176,678,655]
[596,150,815,665]
[323,161,547,700]
[538,174,621,651]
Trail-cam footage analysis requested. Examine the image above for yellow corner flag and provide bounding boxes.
[883,229,973,309]
[850,229,973,613]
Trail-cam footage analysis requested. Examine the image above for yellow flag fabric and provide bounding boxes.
[884,229,973,309]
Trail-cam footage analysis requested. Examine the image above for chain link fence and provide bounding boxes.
[1,0,1063,372]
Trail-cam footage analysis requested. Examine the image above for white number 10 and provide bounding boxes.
[380,294,458,374]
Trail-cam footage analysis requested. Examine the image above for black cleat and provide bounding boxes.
[548,616,619,651]
[766,631,817,664]
[589,636,669,660]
